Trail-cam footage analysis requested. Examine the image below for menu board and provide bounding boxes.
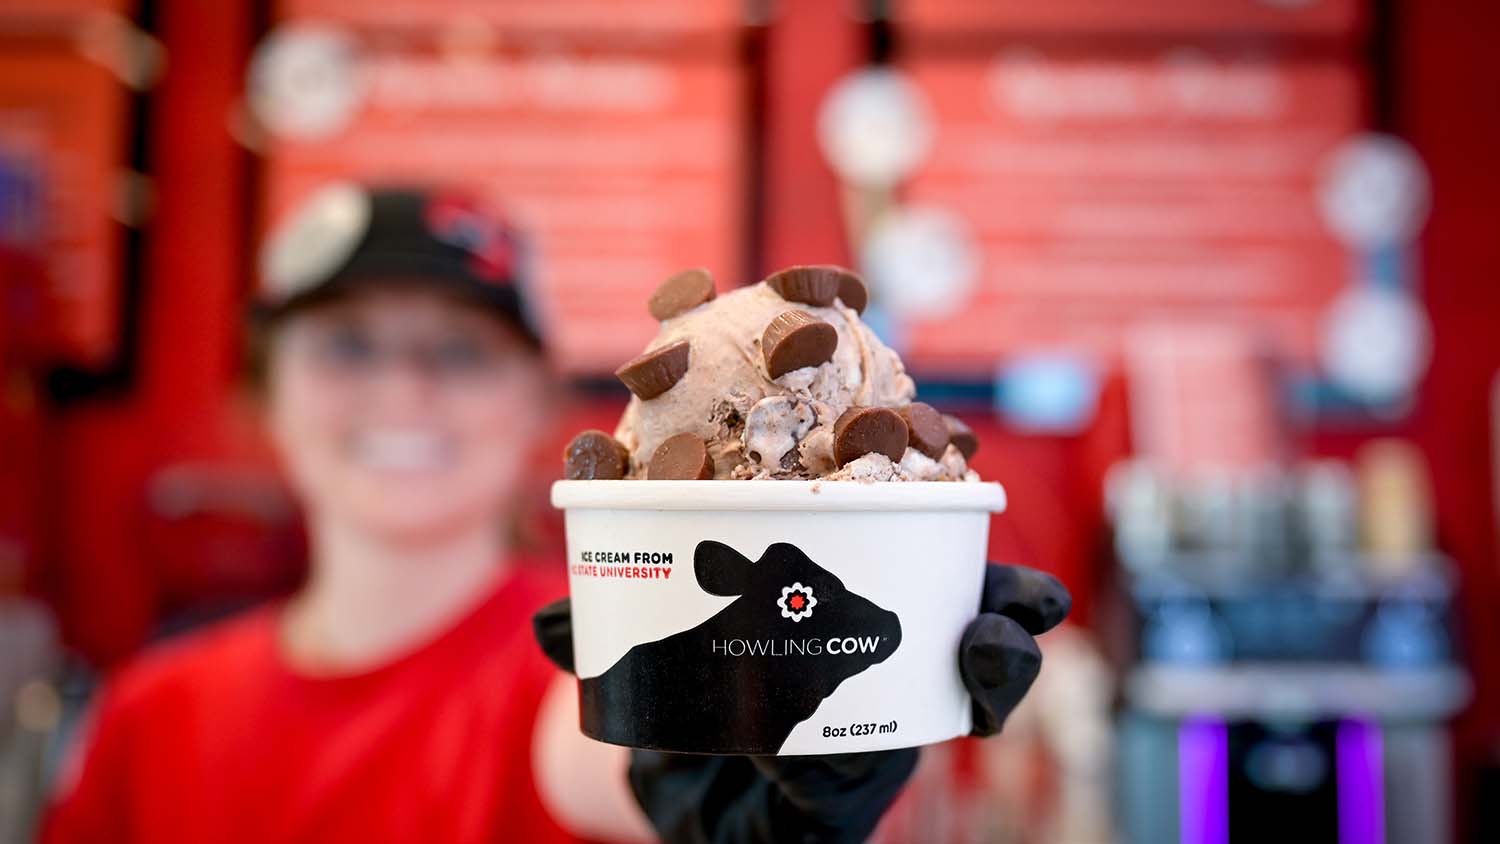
[0,51,127,367]
[894,48,1362,372]
[895,0,1360,37]
[258,27,746,374]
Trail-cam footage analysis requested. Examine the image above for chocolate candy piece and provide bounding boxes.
[899,402,950,460]
[762,310,837,379]
[943,414,978,460]
[563,430,630,480]
[836,272,868,314]
[648,267,716,321]
[833,406,909,467]
[648,432,714,479]
[616,340,690,400]
[765,265,850,308]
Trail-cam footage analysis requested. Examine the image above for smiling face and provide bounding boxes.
[264,285,551,546]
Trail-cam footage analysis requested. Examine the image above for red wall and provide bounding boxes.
[1400,0,1500,793]
[46,0,264,662]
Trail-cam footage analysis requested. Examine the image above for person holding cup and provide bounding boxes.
[42,184,1068,844]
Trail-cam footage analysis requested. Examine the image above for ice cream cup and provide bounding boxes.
[550,479,1007,755]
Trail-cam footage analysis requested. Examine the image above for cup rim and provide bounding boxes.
[551,479,1006,512]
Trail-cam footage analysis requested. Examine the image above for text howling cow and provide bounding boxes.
[578,540,903,754]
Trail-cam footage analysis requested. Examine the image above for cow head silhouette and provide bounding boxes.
[579,539,903,753]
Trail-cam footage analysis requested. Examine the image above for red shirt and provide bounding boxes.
[43,568,579,844]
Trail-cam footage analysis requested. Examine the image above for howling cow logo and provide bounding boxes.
[578,540,902,754]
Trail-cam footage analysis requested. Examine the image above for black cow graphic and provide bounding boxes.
[578,540,902,754]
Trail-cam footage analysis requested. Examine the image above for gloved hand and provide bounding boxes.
[532,562,1069,844]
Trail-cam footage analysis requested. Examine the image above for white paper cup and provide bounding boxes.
[550,479,1006,755]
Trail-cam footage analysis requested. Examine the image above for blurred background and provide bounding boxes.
[2,0,1499,841]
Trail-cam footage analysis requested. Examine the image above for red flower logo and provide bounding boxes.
[777,583,817,622]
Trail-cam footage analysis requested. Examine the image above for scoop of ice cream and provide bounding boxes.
[597,266,978,481]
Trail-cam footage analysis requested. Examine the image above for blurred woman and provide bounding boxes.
[42,185,651,842]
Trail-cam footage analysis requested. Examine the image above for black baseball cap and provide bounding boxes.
[255,183,543,349]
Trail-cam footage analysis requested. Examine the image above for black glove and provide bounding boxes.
[532,562,1069,844]
[961,562,1071,736]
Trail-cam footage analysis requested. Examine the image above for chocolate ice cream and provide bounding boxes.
[565,265,979,482]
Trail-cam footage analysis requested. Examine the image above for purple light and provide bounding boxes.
[1337,718,1386,844]
[1179,718,1228,844]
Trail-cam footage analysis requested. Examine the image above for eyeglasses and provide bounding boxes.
[283,322,520,384]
